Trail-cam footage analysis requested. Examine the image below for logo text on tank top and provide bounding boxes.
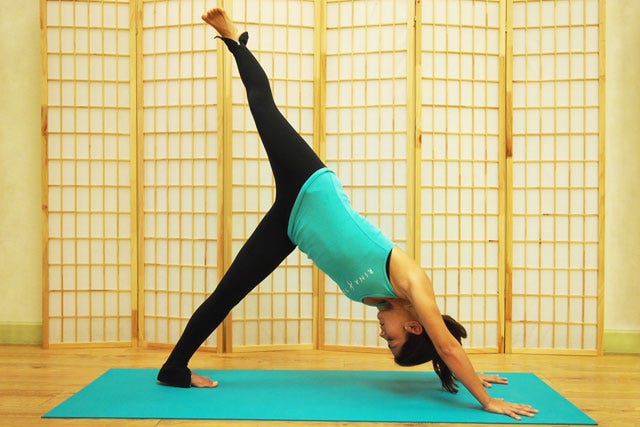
[345,267,375,292]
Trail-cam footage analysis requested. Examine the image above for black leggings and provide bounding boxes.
[158,33,324,387]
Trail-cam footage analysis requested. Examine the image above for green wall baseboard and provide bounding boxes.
[603,330,640,354]
[0,322,42,345]
[0,322,638,353]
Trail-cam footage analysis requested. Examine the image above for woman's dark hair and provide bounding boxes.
[394,314,467,393]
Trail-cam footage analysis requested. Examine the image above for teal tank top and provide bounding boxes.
[287,168,398,305]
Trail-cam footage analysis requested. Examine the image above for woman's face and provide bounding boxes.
[377,300,423,357]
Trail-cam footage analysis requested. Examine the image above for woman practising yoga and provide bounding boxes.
[158,8,537,420]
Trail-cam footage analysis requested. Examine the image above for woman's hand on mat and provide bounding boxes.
[483,398,538,420]
[477,372,509,388]
[191,372,219,388]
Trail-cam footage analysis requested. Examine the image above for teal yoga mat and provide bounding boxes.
[44,369,596,424]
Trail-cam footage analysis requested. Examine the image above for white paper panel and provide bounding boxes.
[420,0,502,350]
[229,0,316,348]
[510,0,600,352]
[324,0,410,349]
[45,0,133,344]
[141,0,220,347]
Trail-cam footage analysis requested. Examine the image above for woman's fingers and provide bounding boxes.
[478,372,509,387]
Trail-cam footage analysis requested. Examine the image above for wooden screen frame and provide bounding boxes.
[40,0,605,355]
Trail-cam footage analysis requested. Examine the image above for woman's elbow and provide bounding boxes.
[436,338,462,360]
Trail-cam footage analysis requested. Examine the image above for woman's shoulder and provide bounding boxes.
[388,247,434,299]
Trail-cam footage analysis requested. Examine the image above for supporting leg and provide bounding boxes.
[158,206,295,387]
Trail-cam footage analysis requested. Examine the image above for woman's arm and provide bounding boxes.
[406,281,493,406]
[388,247,537,420]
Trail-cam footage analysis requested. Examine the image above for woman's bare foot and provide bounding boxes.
[191,371,219,388]
[201,8,239,40]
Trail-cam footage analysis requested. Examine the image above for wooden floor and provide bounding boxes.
[0,345,638,427]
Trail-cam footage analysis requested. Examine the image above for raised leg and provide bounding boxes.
[158,8,324,388]
[203,8,325,209]
[202,8,238,40]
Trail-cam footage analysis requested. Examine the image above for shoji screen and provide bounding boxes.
[324,0,410,349]
[418,1,503,351]
[42,0,605,354]
[228,1,316,349]
[43,0,134,345]
[508,0,602,353]
[140,0,220,348]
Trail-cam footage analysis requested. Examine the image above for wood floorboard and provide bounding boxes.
[0,345,638,426]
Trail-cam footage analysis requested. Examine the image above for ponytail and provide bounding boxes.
[394,314,467,393]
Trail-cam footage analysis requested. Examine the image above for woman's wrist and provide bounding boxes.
[479,393,494,409]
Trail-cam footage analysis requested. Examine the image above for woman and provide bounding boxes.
[158,8,537,421]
